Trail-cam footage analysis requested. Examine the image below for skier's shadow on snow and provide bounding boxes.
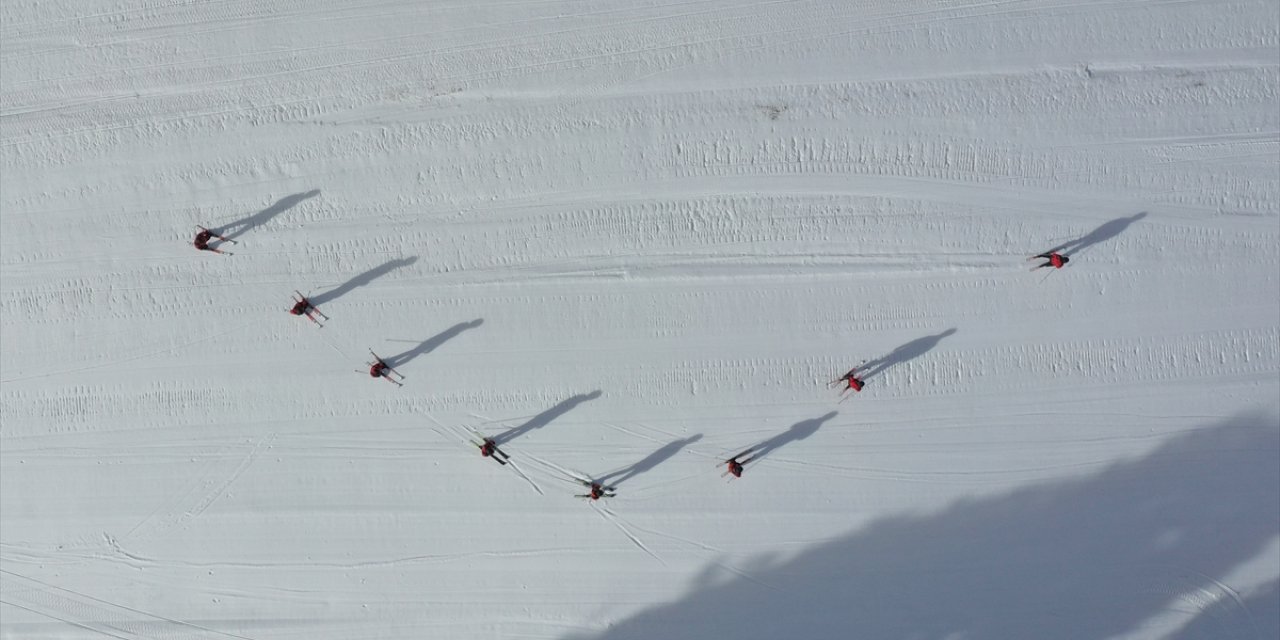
[1046,211,1147,257]
[213,189,320,240]
[597,434,704,488]
[382,319,484,369]
[308,257,418,307]
[494,391,603,446]
[860,328,956,381]
[746,412,837,463]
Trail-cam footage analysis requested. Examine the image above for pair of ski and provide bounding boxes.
[721,448,757,479]
[1027,254,1066,285]
[827,366,864,403]
[1027,253,1064,271]
[196,225,236,255]
[826,364,866,389]
[469,432,511,466]
[575,479,616,500]
[292,290,329,327]
[359,349,405,387]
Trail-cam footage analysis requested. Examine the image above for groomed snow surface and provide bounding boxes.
[2,1,1278,638]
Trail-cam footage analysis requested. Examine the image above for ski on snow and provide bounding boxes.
[369,349,405,379]
[196,225,237,244]
[721,448,757,478]
[295,290,330,321]
[470,430,510,465]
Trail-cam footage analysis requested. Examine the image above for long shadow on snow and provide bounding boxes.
[740,412,836,463]
[494,391,603,446]
[1046,211,1148,257]
[564,412,1280,640]
[597,435,704,488]
[213,189,320,240]
[309,257,418,307]
[383,319,484,369]
[859,328,956,382]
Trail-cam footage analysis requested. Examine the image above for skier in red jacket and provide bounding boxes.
[837,368,865,394]
[577,482,616,500]
[288,292,328,326]
[720,447,755,479]
[366,353,403,387]
[478,438,510,465]
[193,226,233,254]
[727,457,746,478]
[1032,252,1069,270]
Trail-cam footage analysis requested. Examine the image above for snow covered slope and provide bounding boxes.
[2,1,1277,638]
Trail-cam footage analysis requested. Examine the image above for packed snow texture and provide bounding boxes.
[2,1,1278,638]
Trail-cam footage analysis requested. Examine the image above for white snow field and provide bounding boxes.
[2,0,1278,638]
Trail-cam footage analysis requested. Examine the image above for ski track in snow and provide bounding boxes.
[0,569,256,640]
[2,1,1278,639]
[593,505,665,566]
